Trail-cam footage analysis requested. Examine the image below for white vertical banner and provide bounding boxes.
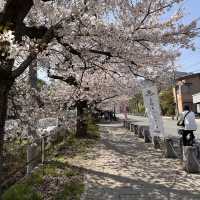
[141,80,165,137]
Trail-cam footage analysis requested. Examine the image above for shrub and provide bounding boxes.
[2,183,41,200]
[55,182,84,200]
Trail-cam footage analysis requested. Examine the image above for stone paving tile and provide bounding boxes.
[68,124,200,200]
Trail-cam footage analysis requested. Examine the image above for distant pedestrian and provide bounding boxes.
[177,105,197,146]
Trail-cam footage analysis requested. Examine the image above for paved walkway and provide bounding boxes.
[68,124,200,200]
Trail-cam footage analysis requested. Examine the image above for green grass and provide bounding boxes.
[2,127,99,200]
[2,183,41,200]
[26,172,44,186]
[2,160,84,200]
[55,182,84,200]
[56,131,98,159]
[1,160,84,200]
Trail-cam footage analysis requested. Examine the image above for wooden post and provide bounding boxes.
[125,120,127,128]
[125,120,129,129]
[134,125,138,135]
[123,120,126,128]
[127,121,130,130]
[27,145,32,175]
[143,129,151,143]
[27,143,37,175]
[153,136,160,149]
[127,121,131,130]
[138,126,144,138]
[41,137,45,164]
[183,146,200,173]
[164,138,178,158]
[130,122,132,132]
[130,123,134,132]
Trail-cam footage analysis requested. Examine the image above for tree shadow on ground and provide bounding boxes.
[69,125,200,200]
[71,165,200,200]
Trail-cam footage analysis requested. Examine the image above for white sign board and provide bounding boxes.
[193,93,200,104]
[141,81,165,137]
[197,104,200,114]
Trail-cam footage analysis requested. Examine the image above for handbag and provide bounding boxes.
[177,111,190,127]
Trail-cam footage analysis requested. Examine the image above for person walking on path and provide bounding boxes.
[177,105,197,146]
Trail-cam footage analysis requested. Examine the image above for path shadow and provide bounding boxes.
[71,126,200,200]
[71,165,200,200]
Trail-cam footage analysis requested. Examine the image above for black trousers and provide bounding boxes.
[181,130,195,146]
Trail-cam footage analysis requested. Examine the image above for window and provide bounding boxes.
[182,83,192,94]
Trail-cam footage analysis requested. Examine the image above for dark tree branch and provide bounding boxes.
[47,68,79,87]
[138,0,153,29]
[11,13,75,79]
[136,41,151,51]
[0,59,15,80]
[93,95,119,105]
[134,0,177,32]
[87,49,112,57]
[18,24,48,40]
[0,0,52,24]
[12,53,37,79]
[0,0,52,40]
[56,38,82,58]
[11,26,56,79]
[0,0,33,25]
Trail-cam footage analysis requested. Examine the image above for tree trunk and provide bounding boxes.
[29,61,38,89]
[76,100,88,137]
[0,79,13,177]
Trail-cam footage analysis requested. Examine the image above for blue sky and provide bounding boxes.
[174,0,200,73]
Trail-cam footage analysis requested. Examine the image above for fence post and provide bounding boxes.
[164,138,178,158]
[134,125,138,135]
[130,123,134,132]
[27,143,37,175]
[153,136,160,149]
[42,137,45,164]
[143,129,151,143]
[138,126,144,138]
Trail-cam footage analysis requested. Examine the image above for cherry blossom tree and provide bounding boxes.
[49,66,136,136]
[0,0,199,174]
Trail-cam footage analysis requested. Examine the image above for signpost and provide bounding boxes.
[141,80,165,138]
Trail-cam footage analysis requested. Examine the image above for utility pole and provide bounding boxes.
[173,70,179,120]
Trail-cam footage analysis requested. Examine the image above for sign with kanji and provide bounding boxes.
[142,81,164,137]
